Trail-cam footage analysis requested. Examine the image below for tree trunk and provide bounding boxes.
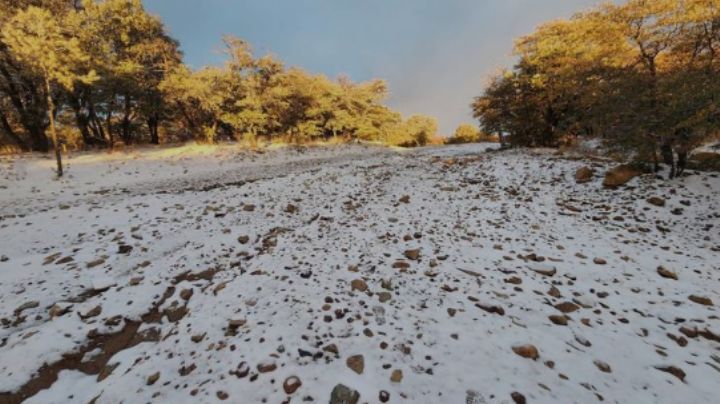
[0,109,29,151]
[121,95,132,144]
[148,114,159,144]
[44,76,62,177]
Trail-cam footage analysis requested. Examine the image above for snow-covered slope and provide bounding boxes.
[0,144,718,404]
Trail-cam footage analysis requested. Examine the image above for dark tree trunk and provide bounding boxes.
[0,53,49,152]
[0,109,29,151]
[121,95,132,144]
[147,113,159,144]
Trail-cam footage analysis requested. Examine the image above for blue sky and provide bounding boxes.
[144,0,602,134]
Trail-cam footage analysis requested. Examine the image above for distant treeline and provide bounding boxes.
[473,0,720,176]
[0,0,442,156]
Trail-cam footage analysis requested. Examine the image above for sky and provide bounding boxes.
[144,0,603,135]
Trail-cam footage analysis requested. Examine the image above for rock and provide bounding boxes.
[346,354,364,374]
[86,258,106,268]
[398,195,410,204]
[79,305,102,319]
[234,362,250,378]
[554,301,580,313]
[657,266,678,280]
[237,235,250,244]
[330,384,360,404]
[190,333,205,343]
[390,369,403,383]
[283,376,302,394]
[603,164,642,188]
[164,306,188,322]
[323,343,339,355]
[689,295,713,306]
[180,288,194,301]
[512,344,539,360]
[228,318,247,329]
[549,315,568,326]
[377,292,392,303]
[257,360,277,373]
[655,366,686,382]
[593,257,607,265]
[350,279,368,292]
[547,286,562,298]
[647,196,666,207]
[511,392,527,404]
[0,255,8,262]
[49,303,72,318]
[216,391,229,400]
[530,265,556,277]
[476,303,505,315]
[593,360,612,373]
[118,244,133,254]
[379,390,390,402]
[14,300,39,315]
[284,204,298,214]
[242,204,256,212]
[575,167,594,184]
[147,372,160,385]
[404,249,421,260]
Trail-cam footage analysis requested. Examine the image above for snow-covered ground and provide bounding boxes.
[0,143,718,404]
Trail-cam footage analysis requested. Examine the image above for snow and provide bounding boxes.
[0,143,718,403]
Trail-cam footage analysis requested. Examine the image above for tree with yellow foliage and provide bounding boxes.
[2,6,96,176]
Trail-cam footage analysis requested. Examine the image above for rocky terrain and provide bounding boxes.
[0,143,718,404]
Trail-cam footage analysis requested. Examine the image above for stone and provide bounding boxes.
[377,292,392,303]
[147,372,160,385]
[555,301,580,313]
[647,196,666,207]
[655,366,686,382]
[657,266,678,280]
[350,279,368,292]
[404,249,421,260]
[593,257,607,265]
[237,235,250,244]
[346,354,364,374]
[549,315,568,326]
[530,265,556,277]
[575,167,594,184]
[399,195,410,204]
[257,360,277,373]
[689,295,713,306]
[603,164,642,188]
[379,390,390,402]
[593,360,612,373]
[118,244,133,254]
[180,288,194,301]
[283,376,302,394]
[511,392,527,404]
[512,344,539,360]
[390,369,403,383]
[330,384,360,404]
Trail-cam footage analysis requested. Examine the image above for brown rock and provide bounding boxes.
[237,235,250,244]
[603,164,642,188]
[657,266,677,280]
[350,279,368,292]
[257,361,277,373]
[593,257,607,265]
[404,249,421,261]
[512,344,539,360]
[390,369,403,383]
[511,392,527,404]
[549,315,568,326]
[146,372,160,385]
[330,384,360,404]
[377,292,392,303]
[379,390,390,403]
[555,301,580,313]
[283,376,302,394]
[647,196,666,207]
[346,355,364,374]
[575,167,594,184]
[689,295,713,306]
[593,360,612,373]
[399,195,410,204]
[655,366,686,382]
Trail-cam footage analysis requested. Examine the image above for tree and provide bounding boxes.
[447,123,481,144]
[2,6,96,175]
